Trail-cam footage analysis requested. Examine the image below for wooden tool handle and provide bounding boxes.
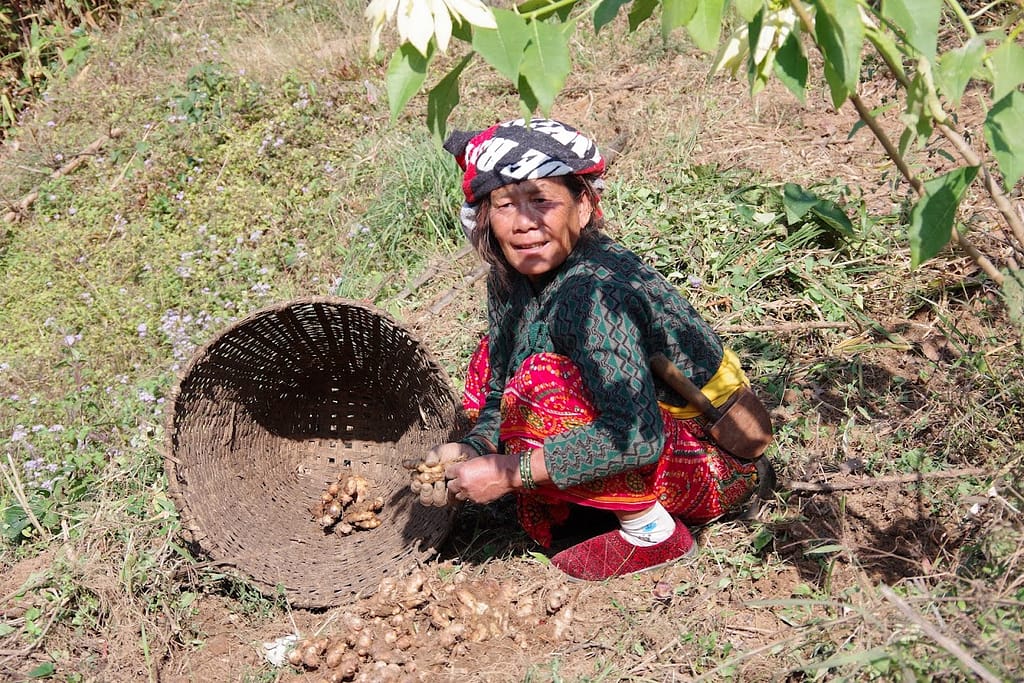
[650,353,722,422]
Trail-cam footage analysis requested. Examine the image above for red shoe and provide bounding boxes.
[550,522,697,581]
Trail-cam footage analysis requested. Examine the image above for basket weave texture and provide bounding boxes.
[165,297,466,608]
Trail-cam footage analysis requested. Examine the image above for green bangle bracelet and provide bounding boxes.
[519,451,536,490]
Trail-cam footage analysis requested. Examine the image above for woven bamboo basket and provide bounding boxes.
[165,297,467,608]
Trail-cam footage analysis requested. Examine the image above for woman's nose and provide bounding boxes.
[513,203,539,231]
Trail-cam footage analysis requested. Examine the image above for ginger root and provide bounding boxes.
[408,462,446,491]
[311,472,384,534]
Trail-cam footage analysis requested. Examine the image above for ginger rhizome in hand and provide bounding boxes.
[403,451,468,507]
[311,471,384,534]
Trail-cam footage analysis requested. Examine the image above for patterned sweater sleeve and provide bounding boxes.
[543,277,665,488]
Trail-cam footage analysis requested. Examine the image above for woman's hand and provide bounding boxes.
[403,442,478,507]
[445,454,519,505]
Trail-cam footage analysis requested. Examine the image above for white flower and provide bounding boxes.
[365,0,496,56]
[712,6,800,80]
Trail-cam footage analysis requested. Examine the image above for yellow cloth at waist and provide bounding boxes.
[658,348,749,420]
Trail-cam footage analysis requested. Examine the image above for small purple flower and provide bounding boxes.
[11,426,28,441]
[687,274,703,289]
[138,323,148,338]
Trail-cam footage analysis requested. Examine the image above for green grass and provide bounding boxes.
[1,1,1023,681]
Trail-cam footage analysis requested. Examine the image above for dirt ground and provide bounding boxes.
[2,19,1015,683]
[148,486,969,683]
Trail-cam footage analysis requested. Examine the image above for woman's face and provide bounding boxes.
[487,177,593,283]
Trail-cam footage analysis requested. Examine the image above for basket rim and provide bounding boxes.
[163,295,456,449]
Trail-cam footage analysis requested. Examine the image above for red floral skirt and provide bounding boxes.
[462,336,757,547]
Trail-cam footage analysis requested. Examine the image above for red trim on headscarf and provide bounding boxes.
[462,124,500,203]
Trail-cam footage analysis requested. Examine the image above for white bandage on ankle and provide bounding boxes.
[618,502,675,547]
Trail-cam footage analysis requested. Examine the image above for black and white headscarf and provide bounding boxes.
[443,118,606,235]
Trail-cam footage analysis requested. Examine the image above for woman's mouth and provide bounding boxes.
[514,241,547,251]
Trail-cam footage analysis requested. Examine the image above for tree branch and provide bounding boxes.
[847,92,1004,285]
[785,467,986,493]
[880,584,1003,683]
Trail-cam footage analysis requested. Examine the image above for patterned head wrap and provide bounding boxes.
[443,118,606,236]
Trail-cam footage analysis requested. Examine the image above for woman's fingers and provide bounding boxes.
[431,480,450,507]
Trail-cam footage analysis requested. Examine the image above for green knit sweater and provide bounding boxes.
[461,232,724,488]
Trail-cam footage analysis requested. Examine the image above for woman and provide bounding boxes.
[415,118,770,582]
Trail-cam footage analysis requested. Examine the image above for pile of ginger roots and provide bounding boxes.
[283,566,573,682]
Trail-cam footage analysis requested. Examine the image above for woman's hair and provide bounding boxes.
[471,173,605,295]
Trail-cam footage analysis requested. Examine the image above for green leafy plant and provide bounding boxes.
[368,0,1024,329]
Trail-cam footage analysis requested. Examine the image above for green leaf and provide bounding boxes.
[2,504,31,542]
[864,25,906,82]
[804,646,892,671]
[685,0,725,53]
[783,182,819,223]
[427,54,473,143]
[774,29,808,103]
[908,165,979,267]
[628,0,659,31]
[734,0,762,22]
[814,0,864,108]
[783,183,854,235]
[747,11,771,96]
[662,0,699,41]
[804,543,846,556]
[984,90,1024,190]
[989,39,1024,103]
[385,42,432,121]
[595,0,630,32]
[27,662,55,678]
[518,73,540,115]
[936,36,985,106]
[519,20,572,115]
[881,0,941,61]
[527,550,551,565]
[899,71,933,151]
[810,200,854,236]
[473,9,530,82]
[451,18,473,43]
